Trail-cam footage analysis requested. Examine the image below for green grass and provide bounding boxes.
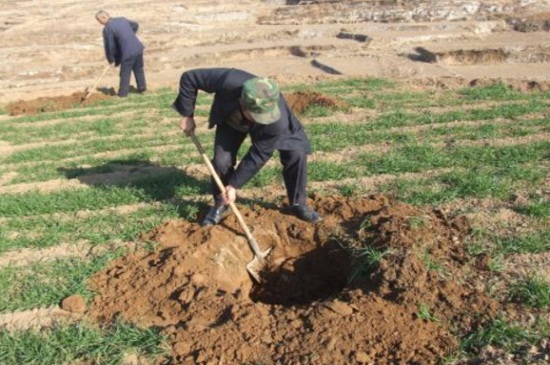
[509,276,550,309]
[422,249,444,273]
[0,204,181,253]
[301,104,342,117]
[338,181,363,197]
[290,77,397,94]
[0,187,148,217]
[416,303,440,322]
[0,252,122,312]
[496,231,550,255]
[2,134,185,164]
[465,228,550,262]
[0,322,167,365]
[358,142,549,174]
[461,317,546,353]
[3,150,204,184]
[514,198,550,218]
[0,175,209,218]
[368,101,549,130]
[458,83,534,101]
[383,161,547,206]
[0,117,137,144]
[1,77,549,364]
[349,245,392,280]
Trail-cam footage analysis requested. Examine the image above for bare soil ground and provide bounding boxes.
[1,1,550,364]
[4,91,112,116]
[89,194,499,365]
[1,0,549,105]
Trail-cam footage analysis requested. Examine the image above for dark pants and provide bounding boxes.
[118,53,146,97]
[212,122,308,206]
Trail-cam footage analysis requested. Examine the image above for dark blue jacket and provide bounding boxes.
[102,17,144,66]
[173,68,311,189]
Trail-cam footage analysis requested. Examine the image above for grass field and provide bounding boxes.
[0,78,549,364]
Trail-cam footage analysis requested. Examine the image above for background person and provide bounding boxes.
[173,67,322,226]
[95,10,146,97]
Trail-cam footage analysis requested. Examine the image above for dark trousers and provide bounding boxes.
[212,122,308,206]
[118,53,146,97]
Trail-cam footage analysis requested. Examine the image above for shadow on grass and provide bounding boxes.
[97,85,144,96]
[57,159,283,222]
[58,159,210,202]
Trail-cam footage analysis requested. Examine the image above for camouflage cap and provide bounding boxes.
[240,77,281,125]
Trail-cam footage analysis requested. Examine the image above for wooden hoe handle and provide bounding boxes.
[189,133,265,258]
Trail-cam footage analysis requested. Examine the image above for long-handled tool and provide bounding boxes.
[81,64,111,102]
[190,133,272,283]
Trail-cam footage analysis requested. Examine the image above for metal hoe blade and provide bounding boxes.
[246,245,272,283]
[81,64,111,103]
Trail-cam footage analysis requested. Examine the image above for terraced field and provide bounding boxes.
[0,78,549,364]
[1,0,549,364]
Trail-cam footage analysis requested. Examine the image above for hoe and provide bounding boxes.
[81,64,111,102]
[190,133,272,283]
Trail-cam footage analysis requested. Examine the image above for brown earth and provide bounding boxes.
[89,194,499,365]
[2,1,550,104]
[5,91,113,116]
[2,1,549,363]
[285,91,348,114]
[6,90,346,117]
[5,77,549,117]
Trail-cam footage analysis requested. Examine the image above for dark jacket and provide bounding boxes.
[102,17,144,66]
[173,68,311,189]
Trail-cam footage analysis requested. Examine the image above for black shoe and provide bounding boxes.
[200,204,229,226]
[290,204,322,223]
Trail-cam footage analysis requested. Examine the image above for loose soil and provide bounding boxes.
[285,91,348,114]
[2,1,549,104]
[8,77,547,117]
[89,194,499,364]
[6,90,346,117]
[5,91,113,116]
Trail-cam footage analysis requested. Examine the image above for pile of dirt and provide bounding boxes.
[4,90,342,117]
[89,194,499,364]
[5,91,113,116]
[285,91,348,114]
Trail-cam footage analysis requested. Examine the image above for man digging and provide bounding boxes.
[95,10,147,97]
[173,67,322,226]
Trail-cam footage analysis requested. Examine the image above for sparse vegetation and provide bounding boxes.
[461,317,544,353]
[416,303,439,323]
[0,252,122,312]
[350,245,392,279]
[509,276,550,309]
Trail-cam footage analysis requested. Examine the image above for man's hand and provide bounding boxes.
[223,185,237,205]
[180,116,196,136]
